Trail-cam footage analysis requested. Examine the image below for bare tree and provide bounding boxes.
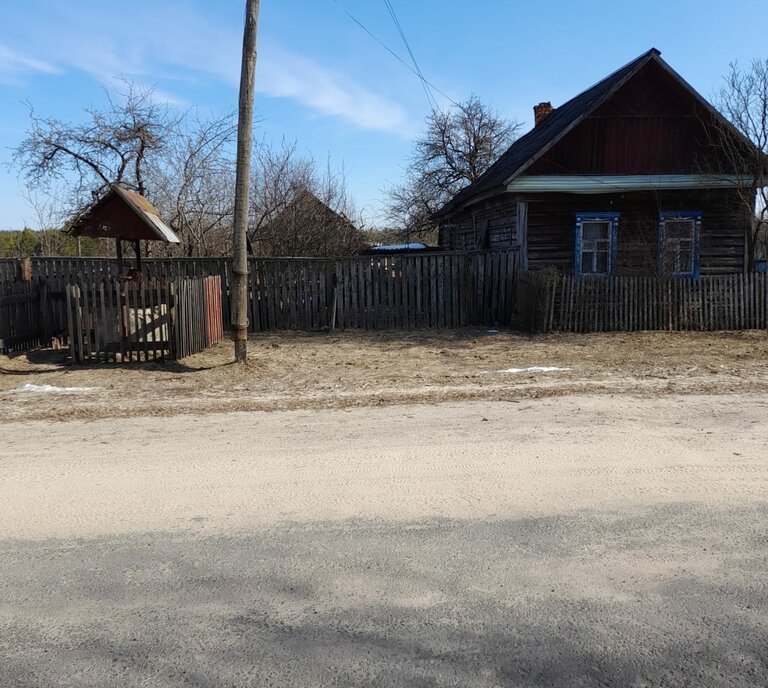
[23,187,66,256]
[711,59,768,270]
[150,113,237,257]
[13,82,176,216]
[386,95,522,242]
[13,82,240,257]
[249,140,365,257]
[249,138,314,242]
[1,189,104,257]
[12,69,364,264]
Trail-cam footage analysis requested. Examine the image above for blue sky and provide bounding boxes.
[0,0,765,229]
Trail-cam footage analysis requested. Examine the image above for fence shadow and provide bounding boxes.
[0,346,236,376]
[0,348,69,376]
[247,327,520,348]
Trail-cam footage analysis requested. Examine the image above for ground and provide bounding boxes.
[2,329,768,421]
[2,331,768,687]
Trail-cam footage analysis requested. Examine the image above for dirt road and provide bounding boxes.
[2,395,767,686]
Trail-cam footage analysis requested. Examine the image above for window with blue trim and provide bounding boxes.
[575,213,619,276]
[659,212,701,278]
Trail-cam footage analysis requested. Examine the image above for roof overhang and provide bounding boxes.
[505,174,753,194]
[69,184,180,243]
[114,186,180,243]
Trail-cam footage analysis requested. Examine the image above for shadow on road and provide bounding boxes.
[1,504,766,687]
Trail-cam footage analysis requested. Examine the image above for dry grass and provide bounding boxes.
[3,328,768,422]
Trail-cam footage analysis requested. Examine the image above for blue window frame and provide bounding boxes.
[658,212,701,278]
[574,212,619,277]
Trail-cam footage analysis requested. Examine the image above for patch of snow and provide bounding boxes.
[10,383,98,394]
[498,366,571,374]
[486,328,500,334]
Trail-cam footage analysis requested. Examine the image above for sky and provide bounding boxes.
[0,0,766,230]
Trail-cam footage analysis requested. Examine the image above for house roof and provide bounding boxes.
[264,189,358,232]
[369,242,429,252]
[435,48,755,217]
[69,184,180,243]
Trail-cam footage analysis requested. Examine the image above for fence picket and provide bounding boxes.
[513,271,768,335]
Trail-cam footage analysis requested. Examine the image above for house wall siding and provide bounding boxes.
[440,196,518,251]
[527,61,733,177]
[524,189,747,275]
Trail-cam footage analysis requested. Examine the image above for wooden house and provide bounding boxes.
[435,49,758,277]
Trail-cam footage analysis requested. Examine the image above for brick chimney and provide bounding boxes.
[533,101,553,126]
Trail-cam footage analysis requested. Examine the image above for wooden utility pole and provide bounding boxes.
[232,0,261,362]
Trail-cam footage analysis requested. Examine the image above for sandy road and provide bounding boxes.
[1,395,768,686]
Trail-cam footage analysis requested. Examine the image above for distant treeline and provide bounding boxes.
[0,228,103,258]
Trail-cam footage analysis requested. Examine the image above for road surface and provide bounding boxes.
[1,394,767,686]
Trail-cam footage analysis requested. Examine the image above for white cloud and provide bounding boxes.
[147,88,191,108]
[0,2,413,135]
[0,42,60,84]
[257,49,412,136]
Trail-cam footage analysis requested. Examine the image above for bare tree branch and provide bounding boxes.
[706,59,768,269]
[385,95,521,242]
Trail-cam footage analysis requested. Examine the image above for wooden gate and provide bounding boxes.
[66,276,223,363]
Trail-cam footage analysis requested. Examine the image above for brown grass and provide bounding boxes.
[3,329,768,423]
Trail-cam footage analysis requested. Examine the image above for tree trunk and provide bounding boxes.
[231,0,261,362]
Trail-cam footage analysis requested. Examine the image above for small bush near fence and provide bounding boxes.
[518,271,768,333]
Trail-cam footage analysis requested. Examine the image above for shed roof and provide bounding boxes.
[370,242,428,252]
[435,48,755,216]
[69,184,180,243]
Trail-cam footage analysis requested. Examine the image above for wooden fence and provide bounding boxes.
[8,254,768,345]
[0,278,68,352]
[174,275,225,360]
[66,276,224,363]
[517,271,768,333]
[249,251,518,331]
[2,250,519,332]
[1,256,230,330]
[0,257,231,282]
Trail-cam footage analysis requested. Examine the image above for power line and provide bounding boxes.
[330,0,458,109]
[382,0,438,112]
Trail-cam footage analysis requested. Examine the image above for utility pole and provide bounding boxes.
[232,0,261,363]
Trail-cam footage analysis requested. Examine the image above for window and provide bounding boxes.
[659,212,700,277]
[575,213,619,276]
